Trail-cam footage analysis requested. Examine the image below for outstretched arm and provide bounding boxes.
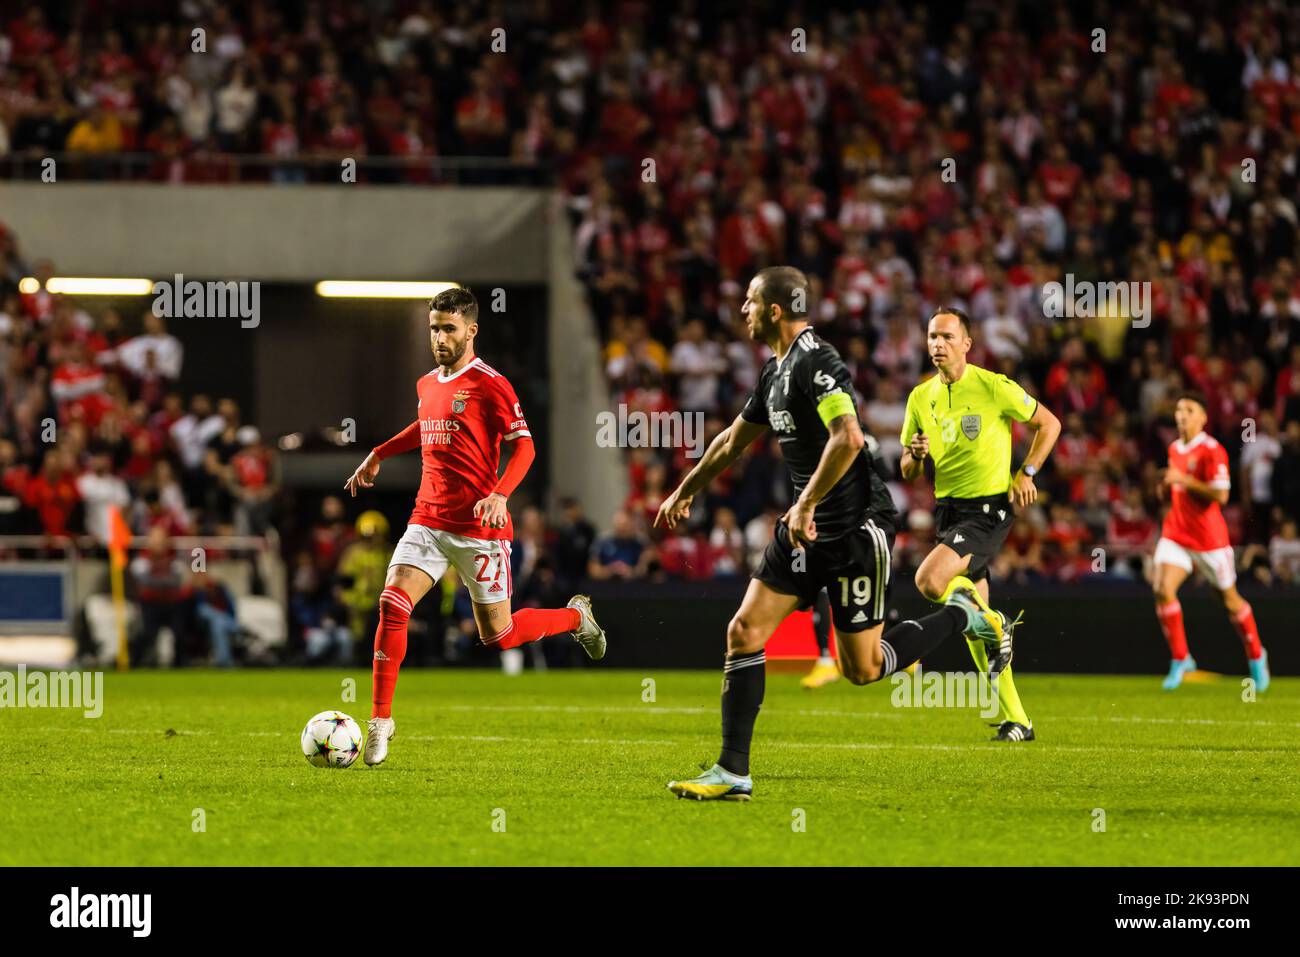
[344,420,420,497]
[373,420,421,460]
[654,413,767,529]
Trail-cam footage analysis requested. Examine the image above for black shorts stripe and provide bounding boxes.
[752,516,895,632]
[866,518,890,621]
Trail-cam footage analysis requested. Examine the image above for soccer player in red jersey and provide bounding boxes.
[1153,392,1269,691]
[344,287,607,765]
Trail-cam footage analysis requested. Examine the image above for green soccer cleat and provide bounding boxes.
[940,575,1005,647]
[1249,651,1270,693]
[1162,656,1196,690]
[667,764,753,802]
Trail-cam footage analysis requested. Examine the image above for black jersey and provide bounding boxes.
[740,327,898,540]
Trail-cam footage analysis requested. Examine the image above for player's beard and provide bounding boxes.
[436,339,468,369]
[751,305,777,344]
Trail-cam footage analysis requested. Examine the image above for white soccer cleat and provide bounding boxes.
[364,717,395,766]
[566,594,607,660]
[668,764,754,801]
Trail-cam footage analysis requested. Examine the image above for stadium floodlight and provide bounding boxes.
[19,277,155,296]
[314,280,460,299]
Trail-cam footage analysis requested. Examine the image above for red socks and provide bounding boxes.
[486,607,580,650]
[371,596,580,716]
[1156,600,1188,660]
[1159,598,1264,664]
[1230,602,1264,660]
[371,586,413,719]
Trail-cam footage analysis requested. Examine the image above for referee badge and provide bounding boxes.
[961,414,981,440]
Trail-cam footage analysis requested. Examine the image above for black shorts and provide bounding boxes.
[753,517,895,632]
[935,494,1015,582]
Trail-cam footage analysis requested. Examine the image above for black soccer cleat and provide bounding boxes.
[991,721,1034,742]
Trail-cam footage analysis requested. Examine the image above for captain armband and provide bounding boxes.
[816,390,855,427]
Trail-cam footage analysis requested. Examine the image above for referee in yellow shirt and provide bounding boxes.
[900,308,1061,742]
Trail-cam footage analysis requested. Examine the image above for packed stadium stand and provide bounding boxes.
[3,1,1300,666]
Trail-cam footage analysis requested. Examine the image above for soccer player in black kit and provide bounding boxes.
[657,267,1017,801]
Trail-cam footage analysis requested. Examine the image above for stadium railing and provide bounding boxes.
[0,534,286,666]
[0,152,553,185]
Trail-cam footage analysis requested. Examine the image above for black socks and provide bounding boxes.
[879,605,966,676]
[716,605,965,777]
[812,591,832,657]
[718,649,765,776]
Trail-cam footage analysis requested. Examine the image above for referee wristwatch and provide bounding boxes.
[1020,463,1038,477]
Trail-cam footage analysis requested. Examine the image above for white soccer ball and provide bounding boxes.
[301,711,362,768]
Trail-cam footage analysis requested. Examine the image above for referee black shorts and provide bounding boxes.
[934,494,1015,582]
[753,516,895,632]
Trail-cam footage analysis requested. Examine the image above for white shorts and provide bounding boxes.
[1153,537,1236,590]
[389,524,513,604]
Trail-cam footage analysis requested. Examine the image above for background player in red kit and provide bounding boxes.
[1153,392,1269,692]
[344,287,607,765]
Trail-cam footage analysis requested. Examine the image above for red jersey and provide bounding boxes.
[377,358,530,540]
[1162,431,1231,550]
[231,448,270,489]
[51,363,112,428]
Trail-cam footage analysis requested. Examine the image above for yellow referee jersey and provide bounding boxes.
[900,364,1037,499]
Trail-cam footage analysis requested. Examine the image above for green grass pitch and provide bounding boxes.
[3,669,1296,866]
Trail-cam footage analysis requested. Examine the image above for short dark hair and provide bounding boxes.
[929,306,971,337]
[429,286,478,322]
[1176,390,1208,413]
[754,266,810,319]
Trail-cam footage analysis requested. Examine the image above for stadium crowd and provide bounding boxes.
[0,224,285,661]
[560,0,1300,586]
[561,1,1296,588]
[3,0,1300,623]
